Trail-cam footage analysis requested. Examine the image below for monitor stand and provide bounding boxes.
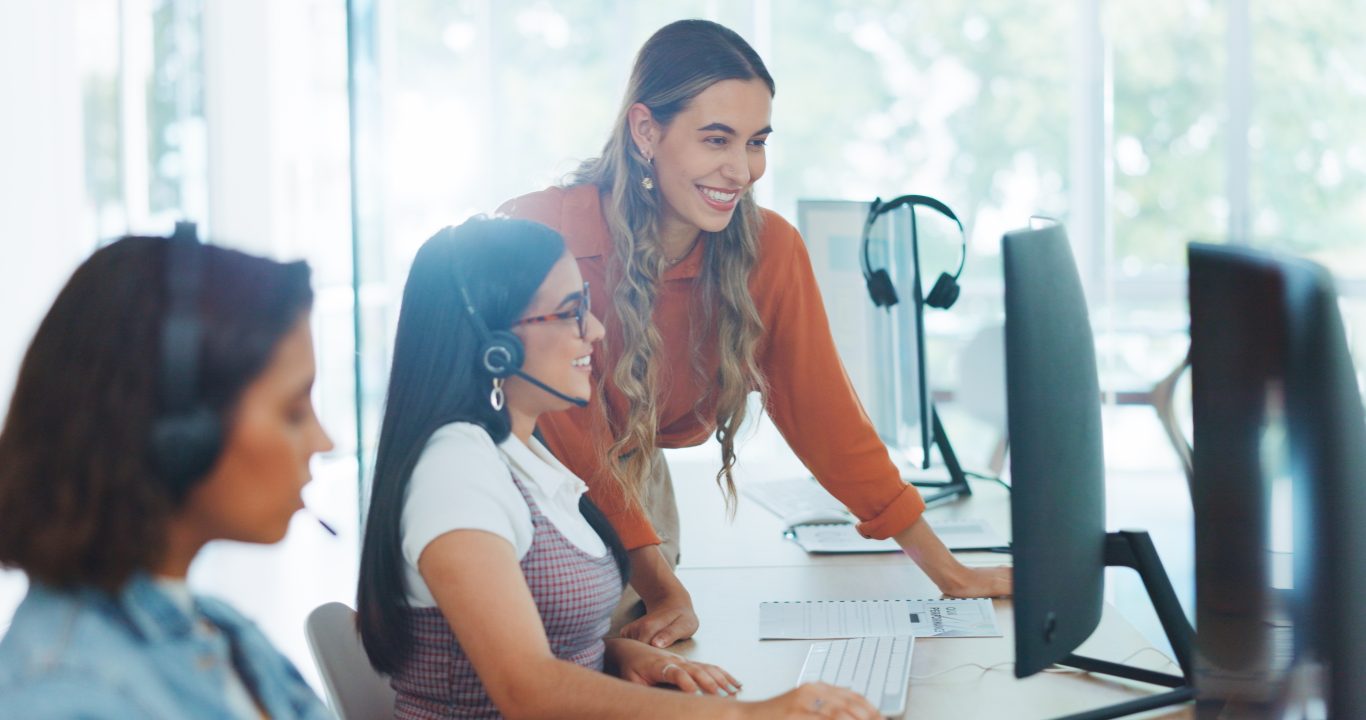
[906,405,974,505]
[1052,530,1196,720]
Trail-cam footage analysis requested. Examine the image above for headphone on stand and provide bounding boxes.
[860,194,967,311]
[150,221,224,498]
[450,247,588,409]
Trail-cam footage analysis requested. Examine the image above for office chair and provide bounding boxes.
[955,323,1009,475]
[957,326,1194,484]
[1148,354,1193,486]
[305,602,396,720]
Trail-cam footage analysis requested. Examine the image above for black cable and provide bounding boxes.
[964,469,1012,494]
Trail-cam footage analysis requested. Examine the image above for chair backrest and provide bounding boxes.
[305,601,396,720]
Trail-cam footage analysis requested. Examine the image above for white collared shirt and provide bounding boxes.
[400,422,608,608]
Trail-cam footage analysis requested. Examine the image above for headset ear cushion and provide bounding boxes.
[865,269,900,309]
[481,330,525,378]
[925,272,961,310]
[150,407,223,497]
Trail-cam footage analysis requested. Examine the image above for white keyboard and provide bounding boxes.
[743,477,850,522]
[797,636,914,718]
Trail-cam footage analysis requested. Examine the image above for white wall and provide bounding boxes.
[0,0,93,631]
[202,0,275,254]
[0,0,93,415]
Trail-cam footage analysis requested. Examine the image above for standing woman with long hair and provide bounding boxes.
[0,235,333,718]
[355,217,876,719]
[500,19,1011,648]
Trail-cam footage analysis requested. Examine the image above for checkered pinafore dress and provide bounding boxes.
[391,472,623,719]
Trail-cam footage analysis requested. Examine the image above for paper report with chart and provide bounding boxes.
[759,598,1000,639]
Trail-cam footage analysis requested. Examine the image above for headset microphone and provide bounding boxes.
[512,369,589,408]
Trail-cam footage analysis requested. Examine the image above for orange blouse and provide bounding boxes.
[498,184,926,550]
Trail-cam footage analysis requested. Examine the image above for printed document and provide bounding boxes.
[759,598,1000,640]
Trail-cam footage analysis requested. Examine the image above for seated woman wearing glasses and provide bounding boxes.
[356,217,876,719]
[0,236,333,718]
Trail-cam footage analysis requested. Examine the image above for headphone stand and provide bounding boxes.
[860,193,973,507]
[907,407,973,505]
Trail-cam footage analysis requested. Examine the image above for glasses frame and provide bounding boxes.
[511,281,590,338]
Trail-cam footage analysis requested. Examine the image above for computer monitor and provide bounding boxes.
[797,199,971,504]
[797,200,895,438]
[1188,243,1366,719]
[1004,222,1194,719]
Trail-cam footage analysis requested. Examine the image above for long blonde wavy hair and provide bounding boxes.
[573,20,774,513]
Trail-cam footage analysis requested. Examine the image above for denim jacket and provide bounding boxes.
[0,574,333,719]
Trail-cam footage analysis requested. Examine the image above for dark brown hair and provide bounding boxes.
[357,218,629,674]
[0,235,312,591]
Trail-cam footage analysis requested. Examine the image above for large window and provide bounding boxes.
[78,0,210,238]
[1,0,354,688]
[1251,3,1366,264]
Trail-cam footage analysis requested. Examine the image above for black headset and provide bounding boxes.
[860,194,967,311]
[150,221,224,497]
[456,280,525,379]
[449,240,588,408]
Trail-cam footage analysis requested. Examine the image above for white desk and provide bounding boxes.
[664,451,1192,719]
[674,452,1014,571]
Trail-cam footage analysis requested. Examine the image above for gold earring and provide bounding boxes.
[640,152,655,190]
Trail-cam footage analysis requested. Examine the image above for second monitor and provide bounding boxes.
[1003,222,1195,720]
[1188,242,1366,719]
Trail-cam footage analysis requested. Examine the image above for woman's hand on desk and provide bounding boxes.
[619,596,700,648]
[620,545,700,647]
[742,683,880,719]
[604,638,741,695]
[938,565,1012,598]
[894,516,1014,598]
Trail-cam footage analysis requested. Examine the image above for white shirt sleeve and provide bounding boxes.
[400,423,535,575]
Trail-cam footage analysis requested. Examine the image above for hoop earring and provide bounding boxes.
[489,377,505,411]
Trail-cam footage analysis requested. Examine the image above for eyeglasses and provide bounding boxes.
[512,281,591,338]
